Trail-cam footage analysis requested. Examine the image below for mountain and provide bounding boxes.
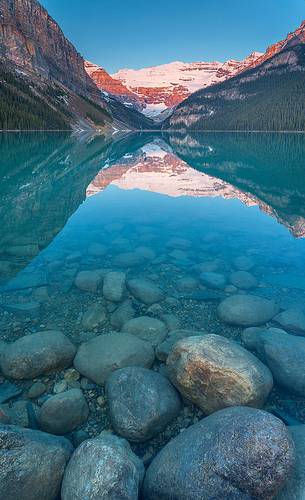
[110,53,263,117]
[0,0,153,130]
[166,22,305,131]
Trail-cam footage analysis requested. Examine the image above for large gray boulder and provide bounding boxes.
[122,316,167,347]
[106,367,181,442]
[273,308,305,335]
[1,331,76,380]
[276,425,305,500]
[167,334,273,414]
[242,328,305,396]
[39,389,89,435]
[127,278,164,305]
[156,329,207,361]
[200,272,227,289]
[218,294,279,326]
[229,271,258,290]
[74,332,154,385]
[143,407,295,500]
[61,432,144,500]
[74,270,103,293]
[110,299,135,329]
[0,424,73,500]
[103,271,126,302]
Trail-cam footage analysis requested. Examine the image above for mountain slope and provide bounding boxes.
[166,40,305,131]
[110,53,263,117]
[0,0,153,130]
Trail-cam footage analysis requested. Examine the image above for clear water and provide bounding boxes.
[1,131,305,449]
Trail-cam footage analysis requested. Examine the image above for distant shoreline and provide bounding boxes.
[1,129,305,134]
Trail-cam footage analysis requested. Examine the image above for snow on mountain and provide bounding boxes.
[111,53,263,116]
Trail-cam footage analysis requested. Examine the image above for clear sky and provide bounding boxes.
[40,0,305,73]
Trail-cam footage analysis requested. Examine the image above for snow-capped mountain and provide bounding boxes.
[110,53,262,117]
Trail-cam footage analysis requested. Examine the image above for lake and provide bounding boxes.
[1,130,305,461]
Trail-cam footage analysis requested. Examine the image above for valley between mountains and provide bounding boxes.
[0,0,305,131]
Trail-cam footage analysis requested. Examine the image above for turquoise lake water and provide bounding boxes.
[1,131,305,439]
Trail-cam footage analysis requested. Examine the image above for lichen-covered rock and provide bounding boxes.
[218,294,279,326]
[61,432,144,500]
[167,334,273,414]
[39,389,89,435]
[1,331,76,380]
[106,367,181,442]
[0,424,73,500]
[74,332,154,385]
[143,407,295,500]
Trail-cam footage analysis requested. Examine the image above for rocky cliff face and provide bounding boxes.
[0,0,96,95]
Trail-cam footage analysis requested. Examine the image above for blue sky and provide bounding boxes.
[40,0,305,73]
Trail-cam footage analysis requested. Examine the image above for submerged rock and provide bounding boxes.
[167,334,273,414]
[242,328,305,397]
[1,331,76,380]
[122,316,167,347]
[229,270,258,290]
[127,278,164,305]
[0,424,73,500]
[110,299,135,329]
[106,367,181,442]
[273,308,305,335]
[103,271,126,302]
[276,425,305,500]
[143,407,295,500]
[39,389,89,435]
[218,294,279,326]
[114,252,143,268]
[156,329,207,361]
[61,432,144,500]
[200,272,227,290]
[233,255,255,271]
[74,332,154,385]
[74,270,103,293]
[81,302,107,330]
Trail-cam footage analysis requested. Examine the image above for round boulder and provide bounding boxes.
[39,389,89,435]
[103,271,126,302]
[127,278,164,305]
[1,331,76,380]
[106,367,181,442]
[143,407,295,500]
[61,432,144,500]
[200,272,227,290]
[218,294,279,326]
[0,424,73,500]
[167,334,273,414]
[74,332,154,385]
[122,316,167,347]
[229,271,258,290]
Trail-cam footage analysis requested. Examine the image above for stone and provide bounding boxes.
[81,303,106,330]
[110,299,135,329]
[276,425,305,500]
[53,380,68,394]
[143,407,295,500]
[114,252,143,268]
[74,332,155,385]
[218,294,279,326]
[1,400,29,427]
[233,255,255,271]
[160,313,180,332]
[1,331,76,380]
[0,381,22,403]
[106,367,181,442]
[74,270,103,293]
[61,432,144,500]
[0,424,73,500]
[127,278,164,305]
[28,381,46,399]
[274,308,305,334]
[2,301,41,318]
[200,272,227,289]
[72,430,89,448]
[39,389,89,435]
[242,328,305,397]
[103,271,126,302]
[156,329,207,362]
[135,246,156,260]
[166,237,191,250]
[87,242,107,257]
[167,334,273,414]
[64,368,80,383]
[176,276,199,291]
[229,270,258,289]
[122,316,167,347]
